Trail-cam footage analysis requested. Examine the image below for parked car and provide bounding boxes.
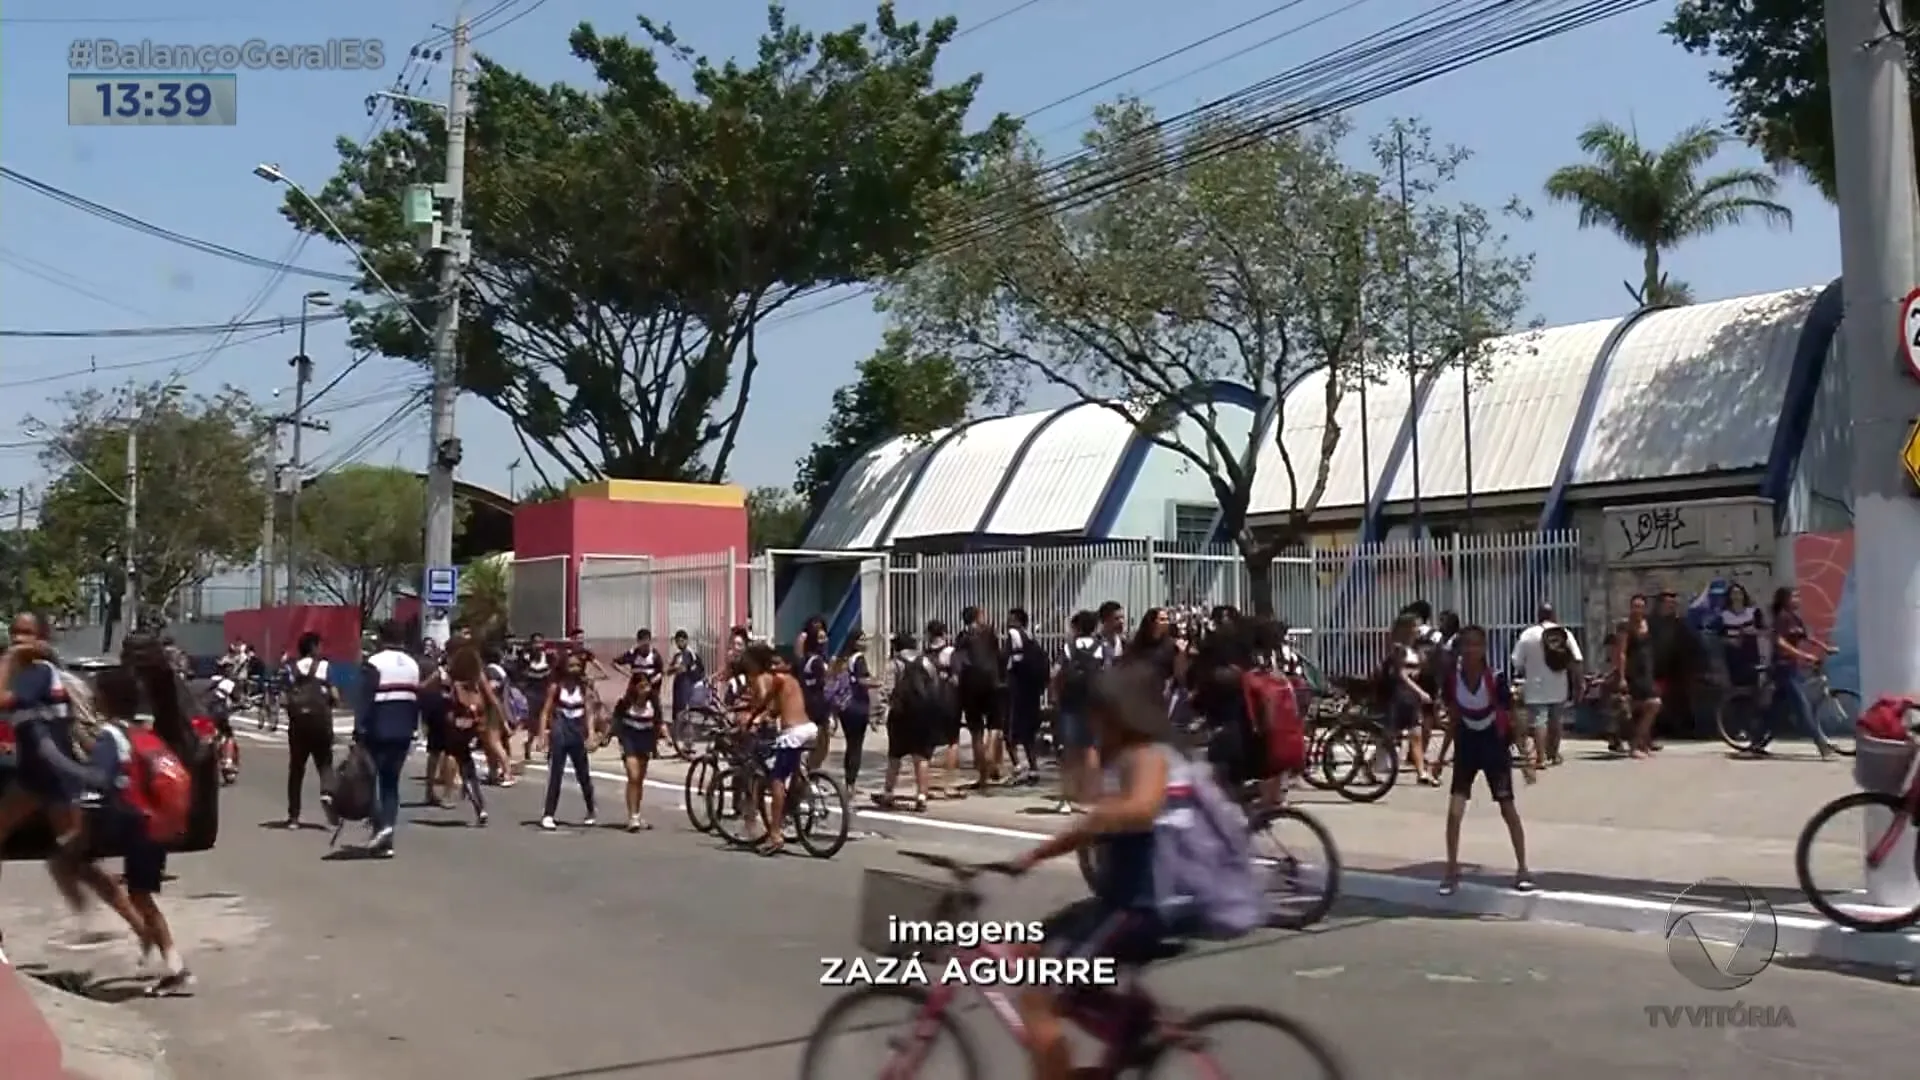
[0,657,221,860]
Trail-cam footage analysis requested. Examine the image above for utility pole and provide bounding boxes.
[121,422,138,640]
[260,436,277,612]
[12,486,25,609]
[286,290,332,605]
[1455,217,1476,536]
[422,12,472,648]
[1828,0,1920,906]
[1395,126,1425,542]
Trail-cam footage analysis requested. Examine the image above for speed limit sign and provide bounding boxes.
[1903,287,1920,381]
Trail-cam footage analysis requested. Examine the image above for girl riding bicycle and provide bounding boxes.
[1005,659,1178,1080]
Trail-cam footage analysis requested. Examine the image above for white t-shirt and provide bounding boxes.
[1510,622,1583,705]
[292,656,330,682]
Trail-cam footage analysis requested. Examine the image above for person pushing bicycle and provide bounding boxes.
[735,643,818,856]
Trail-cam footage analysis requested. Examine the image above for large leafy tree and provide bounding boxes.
[747,486,810,553]
[1666,0,1918,200]
[282,3,1014,488]
[33,383,267,630]
[1543,120,1794,307]
[293,464,470,623]
[793,328,974,509]
[888,106,1532,611]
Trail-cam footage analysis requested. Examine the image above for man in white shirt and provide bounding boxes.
[1510,604,1583,768]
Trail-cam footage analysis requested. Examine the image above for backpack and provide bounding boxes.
[1857,697,1917,742]
[325,745,376,839]
[1061,638,1106,706]
[889,656,942,722]
[1010,629,1049,685]
[959,628,1002,691]
[1243,669,1306,777]
[1541,625,1574,673]
[56,668,99,743]
[104,723,192,843]
[825,670,855,713]
[285,659,332,731]
[1152,750,1261,939]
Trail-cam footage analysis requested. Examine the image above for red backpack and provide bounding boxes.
[108,725,193,842]
[1243,669,1306,777]
[1857,697,1917,743]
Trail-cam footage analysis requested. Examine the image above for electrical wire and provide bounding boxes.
[0,168,361,285]
[0,246,159,320]
[0,327,306,388]
[0,309,351,339]
[308,388,430,474]
[953,0,1061,39]
[469,0,551,45]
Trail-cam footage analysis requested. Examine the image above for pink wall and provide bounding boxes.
[512,495,748,634]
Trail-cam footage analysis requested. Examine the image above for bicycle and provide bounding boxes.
[705,729,852,858]
[1793,706,1920,931]
[802,850,1348,1079]
[682,722,751,834]
[1716,660,1858,757]
[1074,773,1341,931]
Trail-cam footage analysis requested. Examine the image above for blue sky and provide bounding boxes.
[0,0,1838,510]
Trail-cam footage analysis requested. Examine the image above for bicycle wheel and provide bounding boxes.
[1140,1004,1348,1079]
[1817,688,1860,757]
[1334,721,1397,804]
[684,755,716,833]
[793,771,852,859]
[799,985,981,1080]
[1793,791,1920,932]
[1250,806,1340,930]
[1715,689,1758,751]
[708,763,758,847]
[1301,720,1349,791]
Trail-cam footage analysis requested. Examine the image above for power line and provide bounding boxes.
[0,168,361,285]
[0,327,302,388]
[469,0,551,44]
[0,309,351,339]
[954,0,1060,39]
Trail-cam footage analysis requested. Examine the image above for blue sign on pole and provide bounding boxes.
[424,565,459,607]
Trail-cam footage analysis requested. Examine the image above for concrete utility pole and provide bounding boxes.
[273,407,331,606]
[1827,0,1920,906]
[260,440,277,612]
[122,423,138,635]
[422,12,472,648]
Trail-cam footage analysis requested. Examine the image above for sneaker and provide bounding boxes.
[626,814,641,833]
[368,826,395,852]
[147,970,195,997]
[284,816,301,829]
[475,810,489,827]
[540,816,557,831]
[582,815,597,827]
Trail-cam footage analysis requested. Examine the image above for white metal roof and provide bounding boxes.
[1571,288,1817,485]
[981,404,1135,535]
[1381,316,1620,502]
[802,430,949,549]
[888,410,1057,540]
[1250,365,1413,515]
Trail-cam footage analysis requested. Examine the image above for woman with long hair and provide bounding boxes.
[1714,583,1766,751]
[1612,594,1660,759]
[537,653,601,830]
[1768,586,1838,759]
[611,671,662,832]
[831,631,877,790]
[1437,625,1533,895]
[797,617,834,775]
[439,646,496,825]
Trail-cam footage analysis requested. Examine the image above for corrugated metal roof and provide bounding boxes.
[1252,366,1412,515]
[802,431,949,549]
[983,404,1134,534]
[889,411,1058,540]
[1383,316,1621,501]
[1572,288,1817,486]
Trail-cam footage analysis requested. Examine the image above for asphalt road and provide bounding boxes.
[0,735,1914,1080]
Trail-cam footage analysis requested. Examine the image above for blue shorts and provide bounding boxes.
[768,746,805,782]
[99,811,166,894]
[615,722,658,760]
[1055,708,1093,750]
[1041,898,1170,969]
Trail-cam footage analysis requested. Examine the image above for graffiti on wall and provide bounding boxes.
[1792,531,1858,694]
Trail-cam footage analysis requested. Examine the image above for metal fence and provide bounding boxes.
[510,554,569,639]
[575,550,741,670]
[512,531,1583,680]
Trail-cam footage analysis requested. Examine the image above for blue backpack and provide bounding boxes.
[1152,750,1261,939]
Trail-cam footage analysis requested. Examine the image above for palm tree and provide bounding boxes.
[1544,120,1793,307]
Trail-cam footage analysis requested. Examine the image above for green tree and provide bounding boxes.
[1543,120,1793,307]
[1665,0,1919,200]
[33,383,266,630]
[294,464,469,623]
[888,107,1532,611]
[281,3,1014,487]
[0,522,84,621]
[456,553,511,642]
[794,329,974,509]
[747,486,810,553]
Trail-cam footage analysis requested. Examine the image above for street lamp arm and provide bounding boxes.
[38,438,127,506]
[272,175,436,339]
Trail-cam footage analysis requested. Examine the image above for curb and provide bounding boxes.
[1336,868,1920,972]
[0,967,65,1080]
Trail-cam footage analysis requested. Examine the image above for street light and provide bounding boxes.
[284,291,332,605]
[252,163,433,336]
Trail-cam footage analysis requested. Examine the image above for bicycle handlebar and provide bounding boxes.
[900,849,1023,882]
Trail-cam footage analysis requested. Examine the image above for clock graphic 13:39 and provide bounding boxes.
[68,74,237,126]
